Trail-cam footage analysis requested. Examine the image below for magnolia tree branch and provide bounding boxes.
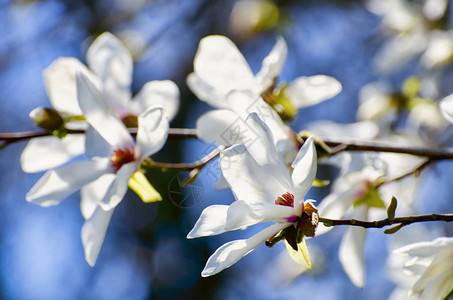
[319,214,453,230]
[3,128,453,160]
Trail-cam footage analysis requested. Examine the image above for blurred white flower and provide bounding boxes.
[188,113,318,277]
[316,166,386,287]
[21,32,179,173]
[26,72,169,266]
[390,237,453,300]
[367,0,452,73]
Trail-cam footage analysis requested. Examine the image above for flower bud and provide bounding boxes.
[29,107,64,132]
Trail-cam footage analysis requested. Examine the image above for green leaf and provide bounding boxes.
[128,171,162,203]
[312,178,330,188]
[387,196,398,220]
[353,187,386,208]
[285,237,311,269]
[384,223,404,234]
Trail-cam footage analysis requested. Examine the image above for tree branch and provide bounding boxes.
[319,214,453,229]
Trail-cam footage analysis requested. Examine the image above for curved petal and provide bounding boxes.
[196,109,243,146]
[227,91,293,158]
[194,35,257,97]
[26,158,111,207]
[187,205,229,238]
[20,135,85,173]
[135,106,169,161]
[291,137,317,201]
[255,36,288,93]
[81,206,114,266]
[412,248,453,294]
[76,72,134,149]
[421,269,453,300]
[339,206,368,288]
[131,80,180,121]
[86,32,132,114]
[225,201,294,231]
[98,162,137,211]
[307,120,380,140]
[201,222,288,277]
[85,126,113,158]
[285,75,342,108]
[220,144,291,205]
[395,237,453,257]
[43,57,100,115]
[187,73,227,109]
[440,94,453,123]
[81,174,116,220]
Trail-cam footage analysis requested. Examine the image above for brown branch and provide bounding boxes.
[319,214,453,229]
[142,145,224,171]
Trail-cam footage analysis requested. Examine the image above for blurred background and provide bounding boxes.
[0,0,452,299]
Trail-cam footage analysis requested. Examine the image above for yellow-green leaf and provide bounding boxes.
[384,223,404,234]
[313,178,330,188]
[353,187,385,208]
[128,171,162,203]
[285,238,311,269]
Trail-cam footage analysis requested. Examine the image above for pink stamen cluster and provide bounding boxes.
[275,192,294,207]
[110,147,135,172]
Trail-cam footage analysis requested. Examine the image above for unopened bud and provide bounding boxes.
[29,107,64,132]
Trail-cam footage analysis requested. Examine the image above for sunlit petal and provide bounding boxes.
[80,174,116,220]
[81,205,114,266]
[187,205,229,238]
[201,222,288,277]
[135,106,169,161]
[26,158,111,207]
[291,137,317,200]
[285,75,342,108]
[255,36,287,93]
[20,135,85,173]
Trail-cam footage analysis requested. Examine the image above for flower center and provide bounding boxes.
[110,147,135,172]
[275,192,294,207]
[121,114,138,128]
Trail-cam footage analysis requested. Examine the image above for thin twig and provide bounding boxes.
[143,145,224,171]
[319,214,453,229]
[377,159,433,187]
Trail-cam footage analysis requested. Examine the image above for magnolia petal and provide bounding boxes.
[291,137,317,202]
[194,35,257,97]
[339,206,368,288]
[81,205,114,266]
[196,109,243,146]
[20,135,85,173]
[99,162,137,211]
[131,80,180,121]
[307,120,380,140]
[76,72,134,149]
[227,91,293,155]
[285,75,342,108]
[374,33,427,74]
[255,36,288,93]
[86,32,132,114]
[421,268,453,300]
[80,174,116,220]
[201,222,287,277]
[440,94,453,123]
[187,205,229,238]
[412,248,453,294]
[220,144,290,205]
[26,158,111,207]
[186,73,228,109]
[135,106,169,161]
[84,126,113,158]
[43,57,100,115]
[395,237,453,257]
[225,201,295,231]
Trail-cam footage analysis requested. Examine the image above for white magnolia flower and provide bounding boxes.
[440,93,453,123]
[187,113,318,277]
[21,32,179,173]
[188,35,341,162]
[26,72,169,266]
[316,166,385,287]
[391,237,453,300]
[367,0,452,73]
